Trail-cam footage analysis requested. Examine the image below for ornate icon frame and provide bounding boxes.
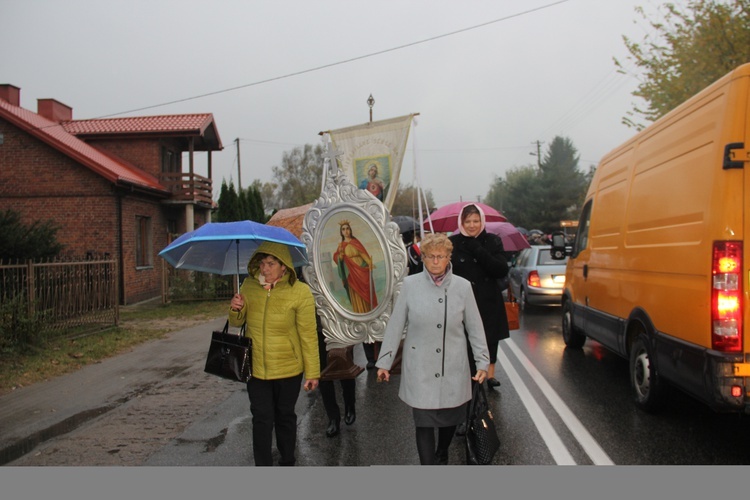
[300,166,407,350]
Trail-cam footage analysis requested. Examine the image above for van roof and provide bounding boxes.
[597,63,750,166]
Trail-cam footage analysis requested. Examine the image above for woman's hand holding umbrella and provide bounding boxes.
[230,294,244,312]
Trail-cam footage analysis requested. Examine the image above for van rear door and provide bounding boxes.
[565,200,592,334]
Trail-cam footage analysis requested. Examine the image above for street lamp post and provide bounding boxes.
[367,94,375,123]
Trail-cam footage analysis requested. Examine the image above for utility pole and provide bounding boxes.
[529,140,543,168]
[235,138,242,190]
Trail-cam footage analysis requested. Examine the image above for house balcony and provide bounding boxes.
[160,172,214,209]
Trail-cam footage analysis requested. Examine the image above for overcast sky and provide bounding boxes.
[1,0,682,208]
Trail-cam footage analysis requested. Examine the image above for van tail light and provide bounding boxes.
[711,241,743,352]
[527,270,541,288]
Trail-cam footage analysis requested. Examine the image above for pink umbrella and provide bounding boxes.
[452,221,531,252]
[424,201,506,233]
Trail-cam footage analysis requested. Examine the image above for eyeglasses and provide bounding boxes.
[423,254,449,261]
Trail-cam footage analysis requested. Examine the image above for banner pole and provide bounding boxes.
[412,116,426,240]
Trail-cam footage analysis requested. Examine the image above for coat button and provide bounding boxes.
[436,348,441,353]
[438,298,443,303]
[437,324,442,329]
[435,373,440,378]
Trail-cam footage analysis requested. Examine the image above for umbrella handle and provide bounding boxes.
[236,239,240,293]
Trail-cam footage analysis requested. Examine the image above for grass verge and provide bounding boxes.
[0,300,228,397]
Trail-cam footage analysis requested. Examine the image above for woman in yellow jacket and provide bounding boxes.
[229,241,320,466]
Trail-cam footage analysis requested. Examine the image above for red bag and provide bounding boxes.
[505,287,520,330]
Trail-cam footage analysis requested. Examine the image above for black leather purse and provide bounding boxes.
[465,382,500,465]
[204,320,252,383]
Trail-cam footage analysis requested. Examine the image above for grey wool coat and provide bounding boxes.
[376,267,490,410]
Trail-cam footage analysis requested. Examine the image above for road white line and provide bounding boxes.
[496,347,576,465]
[504,339,615,466]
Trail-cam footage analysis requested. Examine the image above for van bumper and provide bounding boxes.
[707,351,750,413]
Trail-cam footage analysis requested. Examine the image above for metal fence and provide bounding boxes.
[0,258,119,340]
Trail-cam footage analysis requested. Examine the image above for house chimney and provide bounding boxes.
[0,84,21,106]
[37,98,73,122]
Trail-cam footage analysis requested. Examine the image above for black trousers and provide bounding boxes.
[415,426,457,465]
[319,378,355,420]
[318,330,355,420]
[246,373,303,466]
[362,341,381,363]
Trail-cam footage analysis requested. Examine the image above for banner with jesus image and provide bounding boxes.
[327,114,413,212]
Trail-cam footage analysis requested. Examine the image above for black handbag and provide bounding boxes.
[204,320,252,383]
[465,382,500,465]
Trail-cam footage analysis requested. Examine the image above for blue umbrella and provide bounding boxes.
[159,221,308,290]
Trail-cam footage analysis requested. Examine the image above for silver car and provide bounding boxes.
[508,245,568,310]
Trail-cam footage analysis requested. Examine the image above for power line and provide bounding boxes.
[97,0,571,118]
[237,138,304,147]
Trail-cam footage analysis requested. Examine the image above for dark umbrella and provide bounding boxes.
[158,220,308,290]
[392,215,419,234]
[423,201,506,233]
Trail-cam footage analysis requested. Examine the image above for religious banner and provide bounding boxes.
[325,114,414,212]
[300,163,407,352]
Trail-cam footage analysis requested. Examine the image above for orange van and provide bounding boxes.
[551,63,750,413]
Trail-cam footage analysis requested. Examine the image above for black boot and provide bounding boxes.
[344,406,356,425]
[435,448,449,465]
[325,418,340,437]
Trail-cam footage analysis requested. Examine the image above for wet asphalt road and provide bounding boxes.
[5,307,750,466]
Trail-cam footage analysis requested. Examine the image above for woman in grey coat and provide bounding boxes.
[376,233,489,465]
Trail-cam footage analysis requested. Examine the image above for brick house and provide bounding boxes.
[0,84,223,304]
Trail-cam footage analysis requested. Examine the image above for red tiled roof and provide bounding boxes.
[0,99,169,194]
[62,114,216,136]
[266,203,314,238]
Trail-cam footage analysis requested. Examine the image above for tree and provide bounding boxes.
[248,185,266,222]
[215,180,266,222]
[215,179,242,222]
[0,209,64,261]
[269,143,325,211]
[537,137,588,228]
[251,179,276,219]
[485,136,589,233]
[390,183,435,218]
[617,0,750,129]
[493,166,543,230]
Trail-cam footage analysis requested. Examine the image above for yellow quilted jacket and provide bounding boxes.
[228,241,320,381]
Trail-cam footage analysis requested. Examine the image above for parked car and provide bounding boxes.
[508,245,568,310]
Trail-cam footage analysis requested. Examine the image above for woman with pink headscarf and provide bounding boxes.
[448,203,510,389]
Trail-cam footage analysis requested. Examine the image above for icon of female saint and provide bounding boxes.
[333,220,378,313]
